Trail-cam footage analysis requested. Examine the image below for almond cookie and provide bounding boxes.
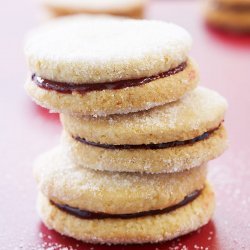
[24,15,198,116]
[61,87,228,173]
[43,0,148,19]
[38,183,215,244]
[205,0,250,33]
[34,147,207,214]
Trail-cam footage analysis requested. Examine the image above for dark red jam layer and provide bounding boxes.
[32,62,187,94]
[51,189,201,220]
[73,125,220,150]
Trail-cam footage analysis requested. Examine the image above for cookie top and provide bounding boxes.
[43,0,147,12]
[61,87,227,145]
[24,15,192,84]
[34,147,207,214]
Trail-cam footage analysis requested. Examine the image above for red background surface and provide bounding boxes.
[1,1,250,249]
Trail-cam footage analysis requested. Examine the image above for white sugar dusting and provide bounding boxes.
[33,147,206,214]
[2,230,79,250]
[25,16,191,83]
[87,87,228,141]
[208,148,250,248]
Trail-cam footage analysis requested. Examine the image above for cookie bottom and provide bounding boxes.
[25,59,198,116]
[38,183,215,244]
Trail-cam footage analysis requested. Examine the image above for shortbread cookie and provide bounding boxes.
[38,183,214,244]
[205,0,250,33]
[62,125,227,173]
[24,15,198,116]
[61,87,228,173]
[43,0,148,19]
[34,147,207,214]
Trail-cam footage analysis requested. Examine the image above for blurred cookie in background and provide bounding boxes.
[205,0,250,33]
[42,0,148,19]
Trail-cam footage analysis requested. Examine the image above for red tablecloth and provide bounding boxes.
[1,1,250,249]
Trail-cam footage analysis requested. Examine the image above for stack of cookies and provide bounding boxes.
[205,0,250,33]
[25,15,228,244]
[43,0,148,19]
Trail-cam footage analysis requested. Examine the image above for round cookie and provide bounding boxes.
[26,59,197,116]
[24,15,197,116]
[61,87,228,173]
[205,0,250,33]
[61,87,227,144]
[43,0,148,19]
[62,125,227,173]
[34,147,207,214]
[25,16,192,84]
[38,183,215,244]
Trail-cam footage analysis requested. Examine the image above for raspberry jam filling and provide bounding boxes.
[51,189,201,220]
[32,62,187,94]
[73,125,221,150]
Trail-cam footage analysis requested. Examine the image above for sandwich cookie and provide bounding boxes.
[35,147,213,244]
[61,87,228,173]
[38,185,214,244]
[25,15,198,116]
[205,0,250,33]
[34,147,207,214]
[43,0,148,19]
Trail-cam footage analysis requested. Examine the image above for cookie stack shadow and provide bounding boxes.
[25,16,228,244]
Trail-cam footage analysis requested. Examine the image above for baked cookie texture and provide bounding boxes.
[25,16,191,84]
[61,87,227,145]
[43,0,148,19]
[24,15,228,244]
[62,125,227,173]
[24,15,195,116]
[25,59,198,116]
[34,147,207,214]
[60,86,228,173]
[38,183,215,244]
[205,0,250,32]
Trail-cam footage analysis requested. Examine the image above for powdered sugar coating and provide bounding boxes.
[62,126,228,173]
[34,147,207,214]
[61,87,228,144]
[25,58,198,116]
[38,184,214,244]
[25,15,192,83]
